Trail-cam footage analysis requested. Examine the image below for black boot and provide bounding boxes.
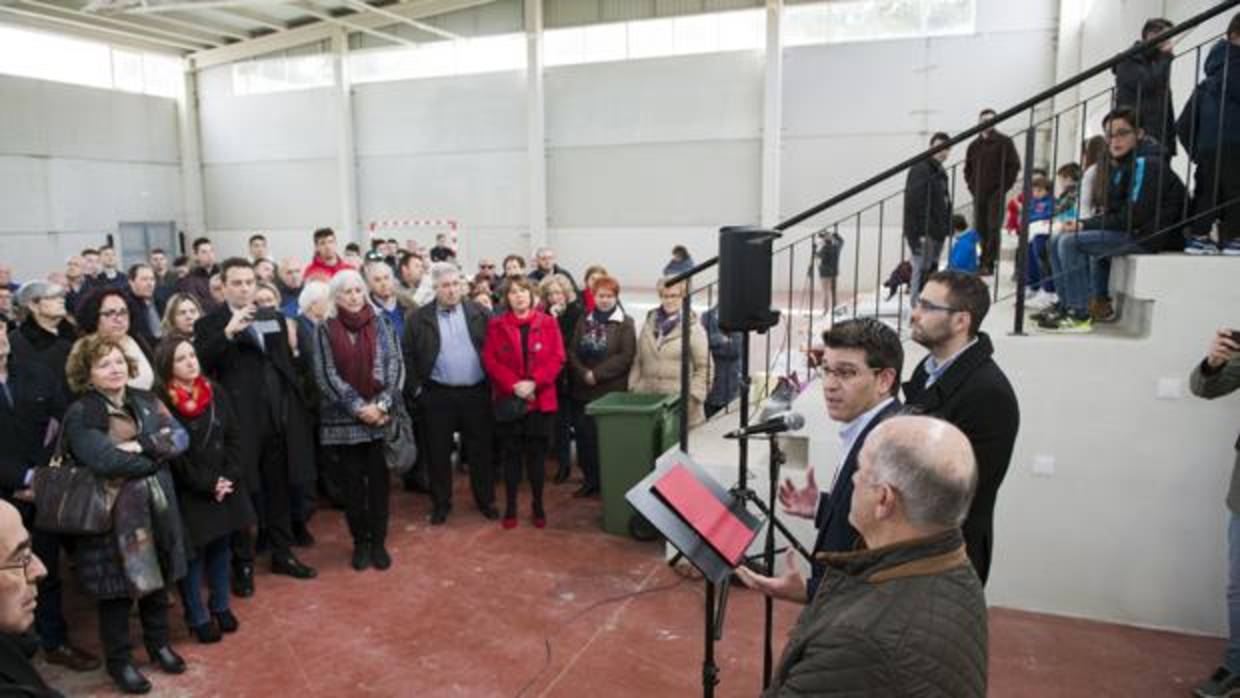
[371,540,391,571]
[189,621,221,644]
[292,521,315,547]
[107,661,152,694]
[351,542,372,571]
[148,646,186,674]
[212,609,239,634]
[231,562,254,598]
[552,462,571,484]
[272,554,317,579]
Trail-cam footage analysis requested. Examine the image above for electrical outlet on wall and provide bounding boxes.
[1032,455,1055,477]
[1156,377,1184,400]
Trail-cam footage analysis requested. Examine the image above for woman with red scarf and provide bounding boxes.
[311,269,404,571]
[153,338,254,645]
[482,277,565,529]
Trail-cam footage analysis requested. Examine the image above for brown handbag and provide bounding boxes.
[32,432,119,536]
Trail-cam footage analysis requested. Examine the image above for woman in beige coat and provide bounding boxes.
[628,278,710,426]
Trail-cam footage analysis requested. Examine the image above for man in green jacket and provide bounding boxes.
[1191,327,1240,698]
[763,416,987,698]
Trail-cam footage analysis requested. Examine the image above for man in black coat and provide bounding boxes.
[0,500,64,697]
[964,109,1021,275]
[403,263,498,525]
[904,131,954,304]
[194,258,317,594]
[1115,18,1177,158]
[0,323,99,676]
[904,270,1020,584]
[737,319,904,603]
[123,263,163,348]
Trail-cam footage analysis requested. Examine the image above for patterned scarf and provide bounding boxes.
[327,303,382,399]
[655,307,680,340]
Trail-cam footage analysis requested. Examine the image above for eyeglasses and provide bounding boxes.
[99,308,129,319]
[0,553,35,576]
[479,264,495,269]
[816,365,882,382]
[1106,128,1136,140]
[914,298,961,314]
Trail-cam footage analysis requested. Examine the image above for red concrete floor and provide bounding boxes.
[36,471,1225,697]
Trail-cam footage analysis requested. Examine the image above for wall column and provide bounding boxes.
[525,0,548,253]
[761,0,784,228]
[332,28,361,245]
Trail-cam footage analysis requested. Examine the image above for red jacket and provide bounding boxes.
[482,310,565,414]
[304,255,353,282]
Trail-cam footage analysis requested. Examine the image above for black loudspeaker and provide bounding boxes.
[718,225,781,333]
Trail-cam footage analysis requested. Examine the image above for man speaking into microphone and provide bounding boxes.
[738,318,903,603]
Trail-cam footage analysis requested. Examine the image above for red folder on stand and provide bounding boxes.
[653,464,758,566]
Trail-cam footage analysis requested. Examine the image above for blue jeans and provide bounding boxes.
[1027,233,1054,293]
[180,536,231,627]
[1054,230,1141,316]
[1228,513,1240,673]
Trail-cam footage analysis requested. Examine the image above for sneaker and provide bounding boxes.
[1185,236,1222,255]
[1222,240,1240,256]
[1031,304,1064,324]
[1025,290,1053,311]
[1089,298,1117,323]
[1039,314,1093,334]
[1193,666,1240,697]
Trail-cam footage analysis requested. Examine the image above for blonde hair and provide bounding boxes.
[537,274,575,306]
[160,293,202,338]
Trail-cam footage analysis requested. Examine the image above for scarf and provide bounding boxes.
[655,307,680,340]
[327,304,382,400]
[167,376,212,419]
[582,288,596,314]
[591,304,618,325]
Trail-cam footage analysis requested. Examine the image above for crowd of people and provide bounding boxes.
[898,13,1240,336]
[0,220,744,694]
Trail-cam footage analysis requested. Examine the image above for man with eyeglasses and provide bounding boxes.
[905,270,1019,585]
[737,318,904,603]
[1040,106,1186,333]
[0,500,61,696]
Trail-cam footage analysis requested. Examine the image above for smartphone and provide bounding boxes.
[254,307,282,323]
[1231,330,1240,346]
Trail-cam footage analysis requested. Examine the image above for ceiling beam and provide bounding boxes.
[133,11,250,42]
[127,0,298,13]
[294,2,416,47]
[214,6,287,32]
[189,0,493,70]
[338,0,460,40]
[19,0,220,47]
[0,3,201,50]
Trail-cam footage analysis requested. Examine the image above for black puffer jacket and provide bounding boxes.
[764,529,987,698]
[903,156,952,244]
[1115,41,1177,157]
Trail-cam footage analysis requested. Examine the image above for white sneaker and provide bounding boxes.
[1025,290,1051,310]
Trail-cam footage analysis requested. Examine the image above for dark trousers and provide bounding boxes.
[233,427,294,565]
[571,401,601,490]
[553,394,574,471]
[335,440,390,545]
[502,433,548,516]
[973,189,1005,271]
[31,529,67,651]
[1192,146,1240,240]
[421,383,495,513]
[97,589,170,666]
[179,536,230,627]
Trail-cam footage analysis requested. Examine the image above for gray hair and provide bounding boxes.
[429,261,459,286]
[298,280,331,316]
[363,259,392,280]
[868,424,978,529]
[326,269,367,317]
[17,280,64,308]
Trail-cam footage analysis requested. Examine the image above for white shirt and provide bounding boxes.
[827,396,896,493]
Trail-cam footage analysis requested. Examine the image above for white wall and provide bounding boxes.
[0,74,181,278]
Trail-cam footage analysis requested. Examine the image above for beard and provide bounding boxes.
[911,320,951,349]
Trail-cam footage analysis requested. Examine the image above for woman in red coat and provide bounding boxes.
[482,277,565,529]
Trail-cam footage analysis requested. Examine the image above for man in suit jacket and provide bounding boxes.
[195,258,317,595]
[904,270,1020,585]
[0,499,63,697]
[1189,326,1240,698]
[737,318,904,603]
[403,262,498,525]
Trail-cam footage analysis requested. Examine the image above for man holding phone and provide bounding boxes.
[195,258,318,598]
[1191,327,1240,698]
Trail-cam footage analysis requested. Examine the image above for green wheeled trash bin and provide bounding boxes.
[586,392,681,537]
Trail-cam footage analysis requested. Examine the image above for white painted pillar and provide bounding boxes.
[761,0,784,229]
[331,29,361,245]
[525,0,548,254]
[177,60,207,245]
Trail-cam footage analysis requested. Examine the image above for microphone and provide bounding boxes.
[723,412,805,439]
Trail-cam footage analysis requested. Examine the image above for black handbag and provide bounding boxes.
[32,432,119,536]
[493,395,529,423]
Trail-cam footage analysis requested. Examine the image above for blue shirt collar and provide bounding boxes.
[923,338,977,388]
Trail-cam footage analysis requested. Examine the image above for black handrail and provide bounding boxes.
[665,0,1240,287]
